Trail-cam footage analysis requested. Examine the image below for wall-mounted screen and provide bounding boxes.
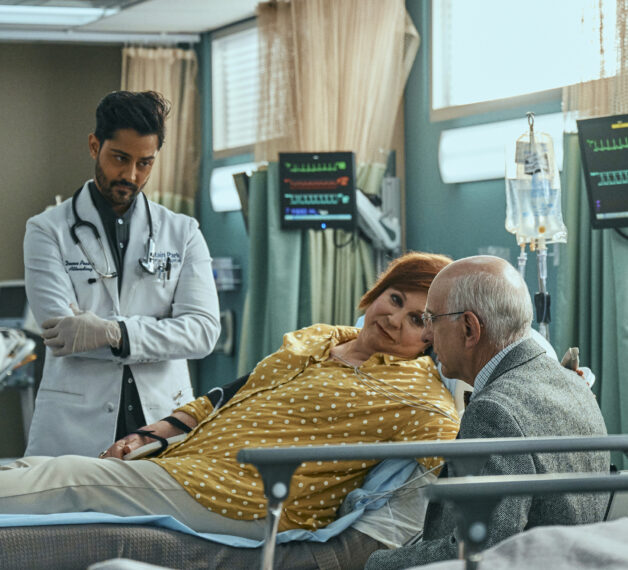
[577,114,628,229]
[0,280,28,329]
[279,152,356,231]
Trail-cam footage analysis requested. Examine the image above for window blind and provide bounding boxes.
[212,24,259,153]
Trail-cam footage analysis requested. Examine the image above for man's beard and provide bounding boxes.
[94,159,141,211]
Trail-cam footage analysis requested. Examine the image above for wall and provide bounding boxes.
[0,42,122,281]
[196,34,251,393]
[0,42,121,456]
[404,1,562,325]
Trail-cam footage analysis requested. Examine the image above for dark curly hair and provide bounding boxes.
[93,90,171,149]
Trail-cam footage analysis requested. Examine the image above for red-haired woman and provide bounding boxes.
[0,252,459,542]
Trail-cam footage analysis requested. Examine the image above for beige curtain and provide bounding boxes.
[255,0,419,325]
[563,0,628,128]
[121,47,200,215]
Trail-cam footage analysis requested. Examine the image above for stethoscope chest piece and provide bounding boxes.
[138,236,157,275]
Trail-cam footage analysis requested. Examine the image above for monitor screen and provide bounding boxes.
[577,114,628,229]
[279,152,357,231]
[0,281,28,329]
[0,283,26,320]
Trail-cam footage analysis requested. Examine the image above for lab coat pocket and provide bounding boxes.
[127,272,178,319]
[36,386,86,402]
[154,260,182,303]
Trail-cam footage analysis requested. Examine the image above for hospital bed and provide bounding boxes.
[0,361,442,569]
[0,333,600,568]
[0,458,426,569]
[1,437,621,570]
[0,374,433,570]
[0,520,381,569]
[238,435,628,569]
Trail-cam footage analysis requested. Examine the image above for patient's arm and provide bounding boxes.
[102,410,197,459]
[103,374,252,459]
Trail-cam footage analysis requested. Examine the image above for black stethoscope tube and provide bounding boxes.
[70,185,156,283]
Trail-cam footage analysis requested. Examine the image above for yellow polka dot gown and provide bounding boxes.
[148,324,460,531]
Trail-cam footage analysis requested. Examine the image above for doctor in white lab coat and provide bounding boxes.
[23,91,220,457]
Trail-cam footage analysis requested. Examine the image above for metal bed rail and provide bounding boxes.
[237,435,628,569]
[427,472,628,570]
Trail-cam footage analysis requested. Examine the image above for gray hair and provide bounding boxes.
[445,271,533,349]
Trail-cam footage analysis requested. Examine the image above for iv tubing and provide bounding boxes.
[537,246,547,294]
[536,240,550,342]
[517,244,527,279]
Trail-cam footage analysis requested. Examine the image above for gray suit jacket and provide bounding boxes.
[366,338,609,569]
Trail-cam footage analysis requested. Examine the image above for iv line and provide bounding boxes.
[330,352,458,423]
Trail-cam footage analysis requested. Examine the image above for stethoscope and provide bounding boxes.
[70,186,158,284]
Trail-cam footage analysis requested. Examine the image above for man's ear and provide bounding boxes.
[461,311,482,348]
[88,133,100,159]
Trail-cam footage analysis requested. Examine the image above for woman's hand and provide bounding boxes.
[98,411,197,460]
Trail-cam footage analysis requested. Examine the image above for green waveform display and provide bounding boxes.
[586,137,628,152]
[284,193,350,206]
[283,161,347,173]
[590,169,628,186]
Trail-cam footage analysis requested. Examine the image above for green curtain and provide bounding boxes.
[308,230,375,326]
[555,134,628,467]
[237,163,310,375]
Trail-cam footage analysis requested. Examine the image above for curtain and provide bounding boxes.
[563,0,628,122]
[554,135,628,467]
[237,164,310,375]
[121,47,200,215]
[252,0,419,326]
[255,0,418,165]
[559,1,628,466]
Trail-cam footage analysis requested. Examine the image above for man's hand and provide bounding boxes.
[41,303,121,356]
[560,346,596,388]
[98,411,197,460]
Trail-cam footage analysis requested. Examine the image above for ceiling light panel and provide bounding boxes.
[0,5,118,26]
[0,1,148,29]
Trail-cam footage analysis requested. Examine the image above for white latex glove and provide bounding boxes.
[41,304,121,356]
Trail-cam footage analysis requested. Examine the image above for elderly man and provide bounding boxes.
[366,255,609,569]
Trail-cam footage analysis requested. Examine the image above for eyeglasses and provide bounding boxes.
[421,311,465,326]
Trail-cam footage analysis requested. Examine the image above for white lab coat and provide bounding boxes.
[23,181,221,457]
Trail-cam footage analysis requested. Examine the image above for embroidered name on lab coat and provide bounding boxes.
[65,260,94,272]
[155,251,182,263]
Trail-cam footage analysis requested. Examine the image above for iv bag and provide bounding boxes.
[505,126,567,245]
